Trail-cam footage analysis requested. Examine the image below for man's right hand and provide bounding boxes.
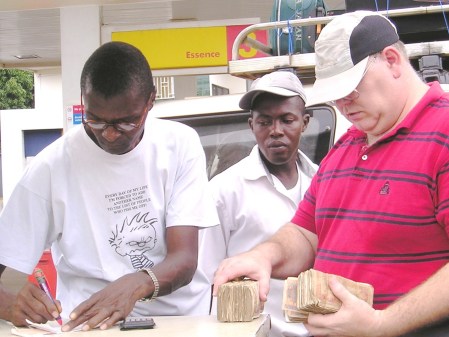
[6,282,62,327]
[212,248,273,302]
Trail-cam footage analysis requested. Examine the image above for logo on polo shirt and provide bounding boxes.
[379,181,390,195]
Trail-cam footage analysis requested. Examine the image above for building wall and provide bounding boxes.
[1,69,63,204]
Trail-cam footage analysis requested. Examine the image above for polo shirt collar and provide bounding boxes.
[242,145,269,181]
[242,145,316,182]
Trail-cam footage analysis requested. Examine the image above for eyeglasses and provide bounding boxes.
[81,94,146,132]
[329,55,378,106]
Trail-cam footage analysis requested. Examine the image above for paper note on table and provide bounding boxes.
[25,320,62,333]
[11,320,83,336]
[11,326,56,336]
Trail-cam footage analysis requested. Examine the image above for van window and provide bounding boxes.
[168,105,336,179]
[301,106,336,164]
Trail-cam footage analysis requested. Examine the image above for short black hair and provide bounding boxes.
[80,41,155,101]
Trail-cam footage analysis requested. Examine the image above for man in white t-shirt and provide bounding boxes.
[201,70,317,337]
[0,41,217,331]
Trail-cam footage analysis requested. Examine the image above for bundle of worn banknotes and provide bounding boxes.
[282,269,374,323]
[217,278,262,322]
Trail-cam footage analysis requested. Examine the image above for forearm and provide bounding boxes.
[148,251,197,297]
[0,265,16,322]
[213,223,316,300]
[255,222,316,280]
[0,286,16,322]
[377,263,449,337]
[136,226,198,299]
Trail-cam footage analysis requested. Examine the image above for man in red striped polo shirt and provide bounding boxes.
[213,11,449,337]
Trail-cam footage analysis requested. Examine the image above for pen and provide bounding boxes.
[33,267,62,326]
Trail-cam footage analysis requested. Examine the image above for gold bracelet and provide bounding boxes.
[138,268,159,302]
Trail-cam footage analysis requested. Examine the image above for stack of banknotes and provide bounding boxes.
[217,278,262,322]
[282,269,374,323]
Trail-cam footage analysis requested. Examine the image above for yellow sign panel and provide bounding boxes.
[112,26,228,69]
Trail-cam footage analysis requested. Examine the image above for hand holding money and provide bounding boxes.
[282,269,374,322]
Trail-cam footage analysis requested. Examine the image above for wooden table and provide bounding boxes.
[1,314,270,337]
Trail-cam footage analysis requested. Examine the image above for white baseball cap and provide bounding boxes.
[239,70,307,110]
[307,11,399,107]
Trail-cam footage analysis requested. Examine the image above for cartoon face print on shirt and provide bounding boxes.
[109,212,158,269]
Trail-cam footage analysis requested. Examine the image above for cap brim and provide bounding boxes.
[306,56,369,107]
[239,87,300,110]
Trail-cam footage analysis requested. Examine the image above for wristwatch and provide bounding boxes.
[138,268,159,302]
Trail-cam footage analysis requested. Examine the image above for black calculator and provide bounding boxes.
[120,316,156,330]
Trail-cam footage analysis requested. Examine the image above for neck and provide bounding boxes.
[264,157,298,190]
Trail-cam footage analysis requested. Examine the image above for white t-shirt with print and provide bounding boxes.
[0,116,218,318]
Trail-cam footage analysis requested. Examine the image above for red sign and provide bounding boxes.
[73,105,83,125]
[226,25,268,60]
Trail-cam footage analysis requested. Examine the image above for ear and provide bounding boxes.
[248,116,254,131]
[302,114,310,132]
[150,90,156,103]
[382,46,402,78]
[147,91,157,111]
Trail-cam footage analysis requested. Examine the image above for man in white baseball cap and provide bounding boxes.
[213,10,449,337]
[204,69,317,337]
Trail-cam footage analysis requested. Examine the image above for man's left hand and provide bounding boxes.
[61,273,143,331]
[304,277,383,337]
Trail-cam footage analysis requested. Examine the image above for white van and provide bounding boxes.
[151,93,351,179]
